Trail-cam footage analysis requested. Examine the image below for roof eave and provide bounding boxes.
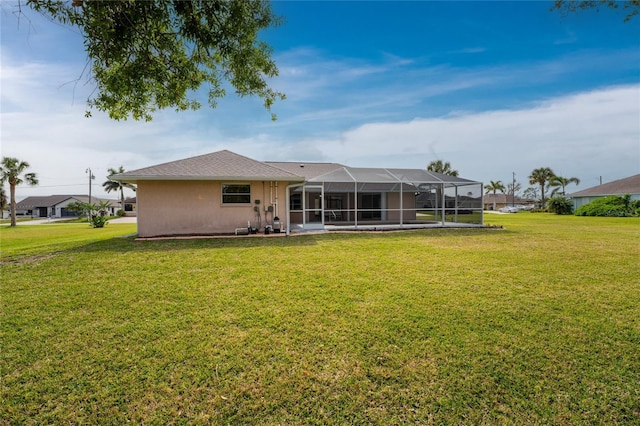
[113,175,306,183]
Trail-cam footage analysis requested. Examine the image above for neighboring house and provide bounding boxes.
[569,174,640,210]
[124,197,137,216]
[113,150,484,237]
[483,194,534,211]
[14,195,119,218]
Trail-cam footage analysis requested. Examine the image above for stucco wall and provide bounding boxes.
[386,192,416,221]
[137,180,289,237]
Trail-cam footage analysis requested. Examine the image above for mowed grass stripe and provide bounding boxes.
[1,215,639,424]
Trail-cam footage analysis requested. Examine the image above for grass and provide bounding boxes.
[1,214,639,424]
[0,223,137,259]
[0,217,38,224]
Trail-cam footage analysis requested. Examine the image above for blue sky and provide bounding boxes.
[1,1,639,199]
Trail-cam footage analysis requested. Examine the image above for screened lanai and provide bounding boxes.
[285,166,484,233]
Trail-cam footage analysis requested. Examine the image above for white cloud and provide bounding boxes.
[2,50,638,200]
[278,84,640,187]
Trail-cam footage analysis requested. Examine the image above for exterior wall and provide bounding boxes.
[54,198,82,217]
[14,209,32,217]
[124,202,137,216]
[386,192,417,221]
[15,207,46,217]
[137,180,289,237]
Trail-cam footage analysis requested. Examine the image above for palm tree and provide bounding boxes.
[0,187,7,217]
[426,160,459,219]
[549,175,580,197]
[0,157,39,227]
[485,180,506,211]
[528,167,555,207]
[102,166,135,212]
[426,160,459,176]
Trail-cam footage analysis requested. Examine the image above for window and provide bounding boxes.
[222,184,251,204]
[360,193,381,220]
[290,193,302,210]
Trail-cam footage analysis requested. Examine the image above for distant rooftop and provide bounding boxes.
[570,174,640,197]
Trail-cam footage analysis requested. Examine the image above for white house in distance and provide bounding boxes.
[113,150,484,238]
[569,174,640,210]
[13,195,119,218]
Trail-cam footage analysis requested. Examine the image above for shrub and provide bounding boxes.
[547,196,573,215]
[575,195,638,217]
[66,201,112,227]
[116,209,125,217]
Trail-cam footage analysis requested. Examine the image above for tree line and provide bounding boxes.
[426,160,586,213]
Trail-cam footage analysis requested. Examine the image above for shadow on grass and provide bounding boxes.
[2,227,510,264]
[79,227,507,253]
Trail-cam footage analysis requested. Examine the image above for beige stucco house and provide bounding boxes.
[113,150,484,237]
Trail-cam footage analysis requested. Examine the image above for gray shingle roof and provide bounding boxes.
[570,174,640,197]
[16,195,74,209]
[113,150,305,182]
[16,195,116,209]
[264,161,345,180]
[111,150,482,186]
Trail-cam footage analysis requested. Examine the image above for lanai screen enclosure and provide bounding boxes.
[285,166,483,233]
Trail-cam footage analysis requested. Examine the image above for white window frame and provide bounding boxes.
[221,183,251,205]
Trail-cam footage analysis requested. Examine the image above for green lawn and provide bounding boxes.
[1,215,639,424]
[0,217,38,224]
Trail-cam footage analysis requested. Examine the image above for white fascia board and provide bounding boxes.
[113,175,306,183]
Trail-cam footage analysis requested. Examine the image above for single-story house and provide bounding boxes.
[14,195,119,218]
[123,197,137,216]
[569,174,640,210]
[113,150,485,237]
[483,194,534,211]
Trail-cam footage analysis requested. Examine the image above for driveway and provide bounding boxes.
[1,216,137,225]
[108,216,137,224]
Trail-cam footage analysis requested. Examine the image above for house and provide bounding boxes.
[14,195,119,218]
[569,174,640,210]
[123,197,137,216]
[113,150,484,237]
[483,194,534,211]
